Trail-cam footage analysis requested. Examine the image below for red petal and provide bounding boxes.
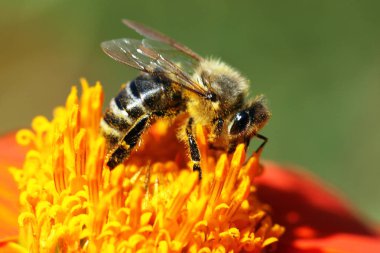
[0,133,26,242]
[257,162,380,253]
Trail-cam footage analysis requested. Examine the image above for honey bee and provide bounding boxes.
[101,20,271,178]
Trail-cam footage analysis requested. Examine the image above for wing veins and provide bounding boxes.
[140,45,207,95]
[122,19,203,61]
[101,39,208,96]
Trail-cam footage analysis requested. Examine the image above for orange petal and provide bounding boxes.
[257,162,380,252]
[0,133,27,243]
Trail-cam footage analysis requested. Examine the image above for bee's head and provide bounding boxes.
[227,96,271,139]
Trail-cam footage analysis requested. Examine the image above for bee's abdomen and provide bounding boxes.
[115,76,165,117]
[101,74,181,148]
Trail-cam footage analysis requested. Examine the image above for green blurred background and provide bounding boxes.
[1,1,379,222]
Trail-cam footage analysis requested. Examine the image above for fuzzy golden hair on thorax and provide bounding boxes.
[193,58,249,113]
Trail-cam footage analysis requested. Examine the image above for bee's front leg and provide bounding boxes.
[213,117,224,136]
[255,133,268,154]
[186,117,202,179]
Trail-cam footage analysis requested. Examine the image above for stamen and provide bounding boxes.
[11,81,283,252]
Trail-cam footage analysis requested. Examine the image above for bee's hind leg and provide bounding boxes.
[186,117,202,180]
[106,114,150,169]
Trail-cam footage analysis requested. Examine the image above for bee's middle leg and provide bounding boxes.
[106,114,150,169]
[186,117,202,179]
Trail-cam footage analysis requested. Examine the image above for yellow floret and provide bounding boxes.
[10,79,284,253]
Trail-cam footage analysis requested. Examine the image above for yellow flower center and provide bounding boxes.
[10,79,284,253]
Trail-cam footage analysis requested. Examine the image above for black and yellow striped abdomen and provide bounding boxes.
[101,74,184,168]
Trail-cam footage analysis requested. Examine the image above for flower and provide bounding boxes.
[0,80,379,253]
[0,80,284,252]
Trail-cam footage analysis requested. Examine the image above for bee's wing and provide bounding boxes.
[101,38,208,97]
[122,19,203,61]
[141,38,199,76]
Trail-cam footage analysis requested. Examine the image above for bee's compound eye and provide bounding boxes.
[228,111,249,135]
